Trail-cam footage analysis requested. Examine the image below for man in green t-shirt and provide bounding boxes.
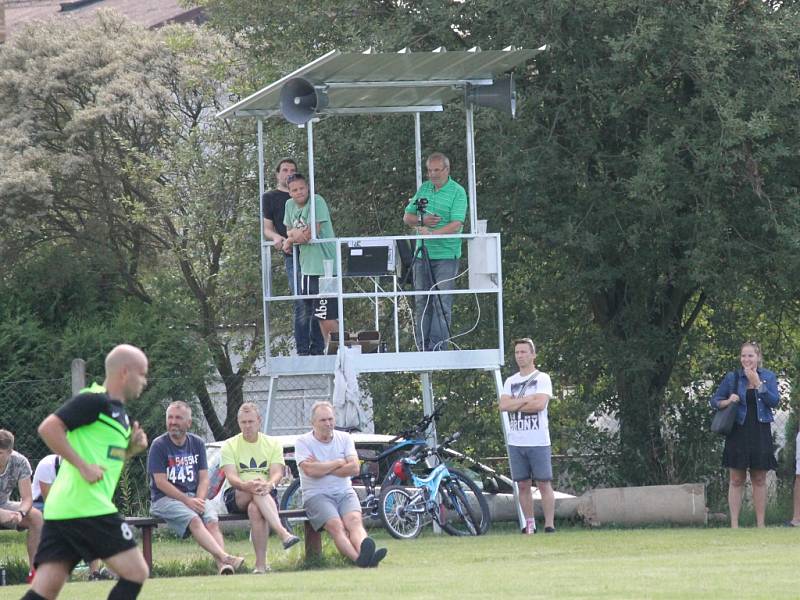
[23,344,150,600]
[220,402,299,574]
[283,173,339,353]
[402,152,467,351]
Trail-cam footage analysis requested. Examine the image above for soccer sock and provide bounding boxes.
[21,591,47,600]
[107,578,143,600]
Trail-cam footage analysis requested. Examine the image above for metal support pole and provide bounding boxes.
[421,370,440,533]
[307,120,317,240]
[421,372,437,448]
[257,120,272,381]
[465,104,478,233]
[493,368,527,531]
[414,112,423,188]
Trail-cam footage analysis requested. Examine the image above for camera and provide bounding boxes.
[413,197,428,213]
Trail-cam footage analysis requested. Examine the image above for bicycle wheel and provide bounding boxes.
[378,485,423,540]
[278,478,304,534]
[438,468,491,536]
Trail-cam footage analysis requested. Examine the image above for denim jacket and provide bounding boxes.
[709,368,779,424]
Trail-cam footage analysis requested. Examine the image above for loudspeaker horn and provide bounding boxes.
[279,78,328,124]
[466,75,516,119]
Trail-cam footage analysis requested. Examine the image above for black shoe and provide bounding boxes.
[356,537,376,568]
[368,547,387,568]
[544,526,556,534]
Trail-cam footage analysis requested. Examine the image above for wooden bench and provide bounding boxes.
[126,510,321,571]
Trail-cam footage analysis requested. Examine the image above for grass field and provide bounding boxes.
[1,524,799,599]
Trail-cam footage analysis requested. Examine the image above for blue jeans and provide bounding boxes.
[412,257,458,351]
[285,254,324,355]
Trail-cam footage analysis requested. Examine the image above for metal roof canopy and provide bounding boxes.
[217,47,544,119]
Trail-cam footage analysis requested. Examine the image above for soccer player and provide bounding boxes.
[21,344,150,600]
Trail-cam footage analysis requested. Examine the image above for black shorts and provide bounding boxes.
[34,514,137,569]
[301,275,339,321]
[223,486,278,514]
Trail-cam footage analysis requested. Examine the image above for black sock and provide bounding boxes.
[107,578,143,600]
[21,591,47,600]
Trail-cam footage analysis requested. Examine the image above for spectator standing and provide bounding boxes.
[498,338,556,534]
[262,158,324,355]
[710,341,779,528]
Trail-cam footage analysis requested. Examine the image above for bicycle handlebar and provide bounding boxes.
[390,406,444,442]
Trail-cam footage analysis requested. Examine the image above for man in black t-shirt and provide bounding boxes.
[261,157,323,355]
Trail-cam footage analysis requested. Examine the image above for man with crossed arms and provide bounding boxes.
[499,338,556,535]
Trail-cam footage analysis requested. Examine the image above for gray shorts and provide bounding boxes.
[303,488,361,531]
[508,445,553,482]
[150,495,218,538]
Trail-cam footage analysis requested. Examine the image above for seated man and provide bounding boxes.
[0,429,43,583]
[148,401,244,575]
[220,402,299,574]
[295,401,387,568]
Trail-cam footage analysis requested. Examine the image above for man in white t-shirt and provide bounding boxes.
[498,338,556,535]
[294,401,387,568]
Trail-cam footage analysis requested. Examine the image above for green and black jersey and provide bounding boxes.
[44,392,131,520]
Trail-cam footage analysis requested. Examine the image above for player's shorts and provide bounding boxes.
[508,445,553,482]
[301,275,339,322]
[34,513,137,569]
[150,495,218,538]
[223,486,278,515]
[0,501,27,531]
[303,488,361,531]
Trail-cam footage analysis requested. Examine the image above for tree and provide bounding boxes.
[197,0,800,483]
[0,12,266,438]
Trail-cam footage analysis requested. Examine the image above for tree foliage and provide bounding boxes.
[0,12,263,439]
[196,0,800,483]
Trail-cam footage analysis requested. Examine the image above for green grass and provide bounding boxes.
[2,525,800,599]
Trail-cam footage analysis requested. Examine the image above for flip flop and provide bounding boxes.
[283,535,300,550]
[225,555,245,571]
[356,537,376,568]
[252,566,272,574]
[219,565,234,575]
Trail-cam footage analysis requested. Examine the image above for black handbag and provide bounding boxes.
[711,371,739,437]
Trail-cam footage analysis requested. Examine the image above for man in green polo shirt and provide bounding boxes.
[22,344,150,600]
[403,152,467,351]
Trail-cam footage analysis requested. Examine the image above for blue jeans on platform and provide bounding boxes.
[413,257,458,351]
[285,254,324,355]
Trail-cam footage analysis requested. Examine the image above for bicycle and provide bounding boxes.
[279,407,442,533]
[378,432,491,539]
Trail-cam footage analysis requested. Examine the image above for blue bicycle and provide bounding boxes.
[378,432,491,539]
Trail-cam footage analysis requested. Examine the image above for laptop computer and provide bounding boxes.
[345,242,393,277]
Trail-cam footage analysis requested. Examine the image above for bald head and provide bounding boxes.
[104,344,148,402]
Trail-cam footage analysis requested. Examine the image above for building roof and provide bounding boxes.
[3,0,203,42]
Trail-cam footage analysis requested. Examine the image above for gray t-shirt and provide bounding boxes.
[0,451,32,505]
[294,430,357,500]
